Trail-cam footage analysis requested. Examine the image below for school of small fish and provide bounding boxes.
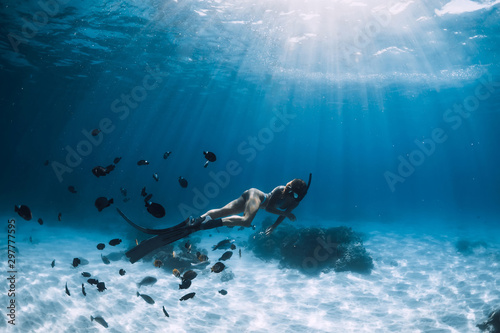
[19,151,217,224]
[16,150,235,329]
[58,235,238,328]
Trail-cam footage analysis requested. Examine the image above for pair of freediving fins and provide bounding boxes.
[117,208,196,263]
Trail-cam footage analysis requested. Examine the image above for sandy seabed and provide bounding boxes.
[0,219,499,333]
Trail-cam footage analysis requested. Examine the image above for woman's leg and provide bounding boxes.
[220,190,261,227]
[201,195,246,220]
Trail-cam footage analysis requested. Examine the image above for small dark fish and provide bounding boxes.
[163,151,171,159]
[137,291,155,304]
[51,260,55,268]
[120,187,127,197]
[203,151,216,167]
[179,279,191,290]
[162,306,169,317]
[113,157,122,164]
[82,283,86,296]
[105,164,115,173]
[211,262,225,273]
[153,173,159,181]
[137,159,149,166]
[37,218,43,225]
[101,254,110,265]
[212,239,233,251]
[29,236,33,243]
[90,315,108,328]
[231,244,236,250]
[204,151,216,162]
[146,202,165,218]
[96,282,106,292]
[137,276,157,288]
[58,212,62,221]
[91,128,101,136]
[109,238,122,246]
[219,251,233,261]
[178,177,188,188]
[14,204,32,221]
[141,187,147,197]
[123,197,130,202]
[97,243,105,250]
[65,282,70,296]
[82,272,91,277]
[179,292,196,301]
[144,193,153,203]
[185,241,191,253]
[44,160,49,166]
[198,253,208,262]
[92,166,108,177]
[119,269,126,276]
[68,185,77,193]
[219,289,228,295]
[72,258,81,268]
[239,249,241,258]
[87,278,99,285]
[95,197,114,212]
[182,270,197,281]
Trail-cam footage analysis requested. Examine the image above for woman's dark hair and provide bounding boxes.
[282,179,308,200]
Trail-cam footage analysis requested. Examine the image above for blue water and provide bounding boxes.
[1,0,500,331]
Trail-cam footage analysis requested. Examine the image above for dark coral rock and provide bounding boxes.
[477,309,500,333]
[248,219,373,275]
[333,242,374,274]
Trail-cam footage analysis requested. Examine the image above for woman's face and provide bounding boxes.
[285,181,300,200]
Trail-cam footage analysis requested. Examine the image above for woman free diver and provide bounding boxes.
[118,173,311,263]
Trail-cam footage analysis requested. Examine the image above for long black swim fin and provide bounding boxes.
[117,209,193,263]
[126,227,194,263]
[117,209,223,263]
